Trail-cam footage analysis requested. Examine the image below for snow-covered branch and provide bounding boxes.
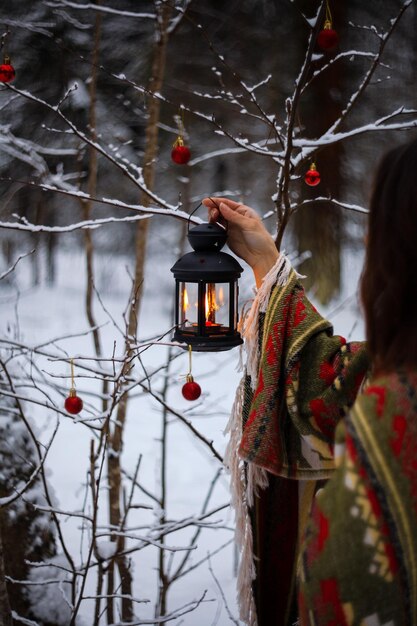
[0,249,34,280]
[0,178,199,231]
[46,1,156,20]
[292,196,368,215]
[293,116,417,163]
[5,83,174,211]
[322,0,413,137]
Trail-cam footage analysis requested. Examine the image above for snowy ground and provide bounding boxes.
[0,239,365,625]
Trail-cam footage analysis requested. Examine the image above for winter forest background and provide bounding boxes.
[1,1,417,625]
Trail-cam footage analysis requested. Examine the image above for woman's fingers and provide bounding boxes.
[202,196,242,210]
[218,202,249,225]
[203,197,260,225]
[204,197,244,225]
[207,207,220,223]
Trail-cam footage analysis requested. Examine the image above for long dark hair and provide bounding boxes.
[361,138,417,374]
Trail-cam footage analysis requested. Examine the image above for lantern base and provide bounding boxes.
[173,329,243,352]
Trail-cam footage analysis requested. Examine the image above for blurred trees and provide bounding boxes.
[1,1,417,623]
[1,0,416,300]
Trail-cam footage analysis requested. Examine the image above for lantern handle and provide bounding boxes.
[187,198,227,233]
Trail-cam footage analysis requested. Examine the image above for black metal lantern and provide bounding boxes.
[171,222,243,351]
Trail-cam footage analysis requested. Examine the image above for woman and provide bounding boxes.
[203,138,417,626]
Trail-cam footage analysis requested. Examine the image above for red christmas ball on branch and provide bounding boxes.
[0,57,15,83]
[171,136,191,165]
[304,163,321,187]
[317,21,339,51]
[64,388,83,414]
[182,375,201,401]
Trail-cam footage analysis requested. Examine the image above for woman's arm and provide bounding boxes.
[202,197,369,477]
[202,197,279,288]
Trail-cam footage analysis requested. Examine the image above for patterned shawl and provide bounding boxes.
[226,255,369,625]
[299,371,417,626]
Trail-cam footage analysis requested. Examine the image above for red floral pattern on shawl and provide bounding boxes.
[299,372,417,625]
[239,270,369,478]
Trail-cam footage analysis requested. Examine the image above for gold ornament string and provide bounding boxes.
[325,0,333,27]
[187,344,193,377]
[173,108,185,148]
[70,358,75,389]
[1,27,10,61]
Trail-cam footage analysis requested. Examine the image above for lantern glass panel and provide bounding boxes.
[178,282,235,334]
[204,283,229,329]
[232,282,238,330]
[179,282,198,330]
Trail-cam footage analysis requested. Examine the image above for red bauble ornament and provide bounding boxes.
[0,57,15,83]
[64,388,83,414]
[317,21,339,51]
[171,137,191,165]
[182,375,201,401]
[304,163,321,187]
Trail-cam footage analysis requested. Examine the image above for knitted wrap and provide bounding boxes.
[226,255,369,625]
[299,371,417,626]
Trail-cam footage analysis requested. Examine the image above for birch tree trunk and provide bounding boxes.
[107,5,173,622]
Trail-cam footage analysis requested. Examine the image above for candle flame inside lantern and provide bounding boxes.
[182,284,226,326]
[206,284,225,324]
[182,287,189,313]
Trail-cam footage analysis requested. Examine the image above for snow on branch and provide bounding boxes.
[241,74,273,94]
[167,0,196,35]
[5,84,173,211]
[0,249,35,280]
[0,18,55,37]
[348,21,384,40]
[292,197,368,215]
[0,213,150,234]
[301,51,387,94]
[293,117,417,163]
[0,126,77,158]
[321,0,413,138]
[45,1,156,20]
[0,179,196,232]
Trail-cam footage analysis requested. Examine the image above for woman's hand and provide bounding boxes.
[202,197,279,287]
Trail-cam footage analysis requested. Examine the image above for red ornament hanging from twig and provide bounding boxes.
[0,56,15,83]
[171,108,191,164]
[64,359,83,415]
[317,1,339,51]
[181,345,201,401]
[304,162,321,187]
[171,136,191,165]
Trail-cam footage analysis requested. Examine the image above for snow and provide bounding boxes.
[0,238,367,625]
[96,540,118,561]
[46,2,156,20]
[0,248,245,624]
[305,16,318,28]
[26,556,81,626]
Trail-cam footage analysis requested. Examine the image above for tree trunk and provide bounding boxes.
[82,0,103,360]
[294,1,344,305]
[107,5,173,622]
